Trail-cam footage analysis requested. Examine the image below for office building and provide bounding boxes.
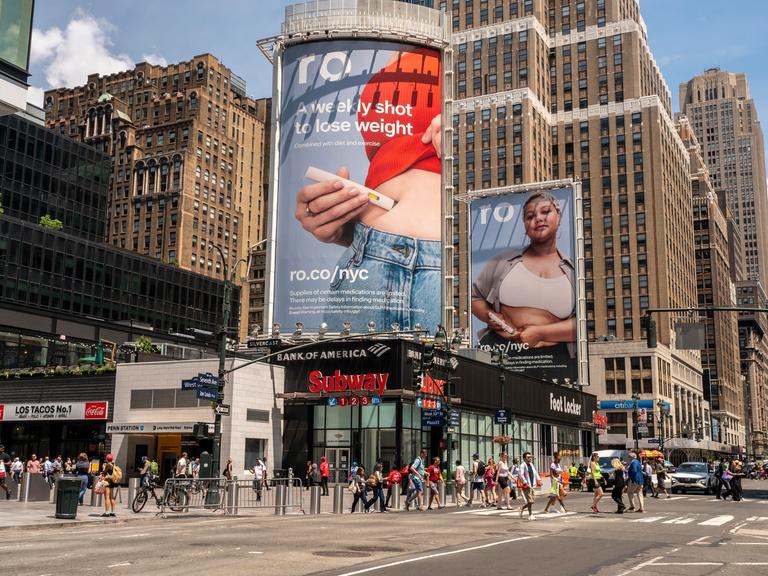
[680,68,768,291]
[678,115,743,450]
[43,55,269,342]
[449,0,712,459]
[0,0,33,117]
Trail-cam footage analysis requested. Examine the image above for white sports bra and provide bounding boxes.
[498,262,574,319]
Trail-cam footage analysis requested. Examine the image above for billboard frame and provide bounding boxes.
[456,179,589,388]
[258,0,452,337]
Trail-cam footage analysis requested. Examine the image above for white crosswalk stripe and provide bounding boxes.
[633,516,667,523]
[663,516,696,524]
[699,515,734,526]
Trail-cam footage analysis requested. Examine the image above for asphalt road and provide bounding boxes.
[5,481,768,576]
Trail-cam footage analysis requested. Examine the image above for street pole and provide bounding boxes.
[632,393,640,452]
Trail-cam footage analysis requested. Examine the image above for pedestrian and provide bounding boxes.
[26,454,40,475]
[319,456,330,496]
[588,451,605,513]
[305,460,314,490]
[568,461,579,492]
[222,458,233,481]
[399,462,410,501]
[349,461,359,482]
[99,453,118,517]
[53,455,63,478]
[509,456,520,500]
[251,457,266,501]
[139,456,151,487]
[577,462,587,491]
[365,461,387,513]
[426,457,444,510]
[611,458,627,514]
[654,458,670,498]
[730,460,745,501]
[176,452,188,479]
[543,453,568,513]
[483,457,497,507]
[385,464,401,508]
[404,449,427,511]
[642,458,657,498]
[0,445,10,500]
[495,452,512,510]
[75,453,90,504]
[517,451,541,520]
[715,458,730,500]
[468,453,486,507]
[454,459,469,507]
[626,452,645,513]
[11,457,22,484]
[349,466,369,513]
[64,457,74,474]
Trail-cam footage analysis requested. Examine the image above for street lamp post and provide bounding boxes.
[657,399,667,454]
[490,348,508,440]
[632,392,641,452]
[208,240,264,483]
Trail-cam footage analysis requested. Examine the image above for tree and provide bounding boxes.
[136,335,158,354]
[39,214,63,230]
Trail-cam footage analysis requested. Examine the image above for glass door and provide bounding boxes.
[327,448,350,484]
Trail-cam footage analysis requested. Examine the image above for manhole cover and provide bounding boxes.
[346,546,403,553]
[314,551,371,558]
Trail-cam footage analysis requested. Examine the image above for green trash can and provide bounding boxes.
[55,477,81,519]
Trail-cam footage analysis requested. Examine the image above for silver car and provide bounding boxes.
[670,462,717,495]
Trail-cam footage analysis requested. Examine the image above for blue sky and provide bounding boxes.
[29,0,768,121]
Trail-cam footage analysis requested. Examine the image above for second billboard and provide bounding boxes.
[273,40,443,334]
[470,186,579,384]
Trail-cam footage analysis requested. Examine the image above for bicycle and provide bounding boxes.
[131,476,188,513]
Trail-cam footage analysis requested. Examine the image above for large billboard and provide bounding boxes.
[271,40,443,334]
[470,186,580,385]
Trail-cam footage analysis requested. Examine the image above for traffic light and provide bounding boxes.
[644,316,657,348]
[413,369,423,390]
[422,341,435,371]
[193,422,210,439]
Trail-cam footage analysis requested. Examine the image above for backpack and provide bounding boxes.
[475,460,486,478]
[311,468,321,483]
[110,464,123,483]
[149,460,159,475]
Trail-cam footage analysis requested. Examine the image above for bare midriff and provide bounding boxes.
[359,168,441,240]
[499,305,561,347]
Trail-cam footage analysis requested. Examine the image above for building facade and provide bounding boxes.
[680,68,768,291]
[0,0,33,117]
[447,0,706,452]
[43,56,269,341]
[678,116,744,450]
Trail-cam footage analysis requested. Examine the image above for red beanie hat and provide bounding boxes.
[358,48,442,190]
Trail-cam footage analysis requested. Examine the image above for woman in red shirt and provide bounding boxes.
[385,466,402,509]
[426,457,445,510]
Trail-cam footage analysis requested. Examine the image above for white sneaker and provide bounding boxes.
[528,515,536,521]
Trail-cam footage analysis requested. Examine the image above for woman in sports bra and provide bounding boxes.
[471,191,577,379]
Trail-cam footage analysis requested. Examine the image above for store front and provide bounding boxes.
[273,339,597,479]
[0,375,114,460]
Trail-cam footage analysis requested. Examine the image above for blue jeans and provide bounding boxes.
[405,476,423,508]
[78,474,88,504]
[328,223,441,333]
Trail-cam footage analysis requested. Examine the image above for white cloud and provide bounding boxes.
[30,13,135,90]
[141,53,167,67]
[27,86,45,108]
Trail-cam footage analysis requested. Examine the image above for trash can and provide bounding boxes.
[55,477,81,519]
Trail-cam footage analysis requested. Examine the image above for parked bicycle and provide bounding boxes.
[132,476,188,513]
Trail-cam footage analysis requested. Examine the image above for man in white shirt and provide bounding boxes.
[517,451,542,520]
[252,458,266,501]
[175,452,188,478]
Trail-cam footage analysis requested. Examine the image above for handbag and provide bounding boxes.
[348,480,359,494]
[93,479,107,495]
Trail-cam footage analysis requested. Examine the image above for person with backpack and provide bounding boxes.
[365,461,387,513]
[99,453,121,517]
[468,453,487,508]
[310,462,322,488]
[404,449,427,511]
[139,456,151,488]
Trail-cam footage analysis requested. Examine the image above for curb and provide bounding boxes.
[0,513,158,532]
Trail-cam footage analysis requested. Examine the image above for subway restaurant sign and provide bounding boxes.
[0,401,109,421]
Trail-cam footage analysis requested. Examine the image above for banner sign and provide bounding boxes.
[272,39,443,333]
[0,401,108,421]
[599,400,670,411]
[106,422,199,434]
[470,186,579,383]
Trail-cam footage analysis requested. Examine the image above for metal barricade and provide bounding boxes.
[158,477,304,517]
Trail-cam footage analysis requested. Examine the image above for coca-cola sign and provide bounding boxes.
[0,401,109,421]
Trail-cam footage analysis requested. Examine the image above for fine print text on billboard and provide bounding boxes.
[470,187,579,384]
[274,40,443,334]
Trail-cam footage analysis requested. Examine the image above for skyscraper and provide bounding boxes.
[449,0,708,451]
[680,69,768,290]
[43,55,269,342]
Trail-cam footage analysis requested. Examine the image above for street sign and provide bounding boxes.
[647,438,660,444]
[371,396,381,406]
[213,404,230,416]
[417,397,442,410]
[248,338,281,349]
[198,373,218,387]
[327,397,338,407]
[181,378,199,390]
[337,396,348,407]
[422,415,445,427]
[449,408,460,427]
[494,409,510,425]
[422,409,441,419]
[637,424,649,436]
[197,387,217,401]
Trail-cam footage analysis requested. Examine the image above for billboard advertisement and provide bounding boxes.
[272,39,443,334]
[470,186,580,384]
